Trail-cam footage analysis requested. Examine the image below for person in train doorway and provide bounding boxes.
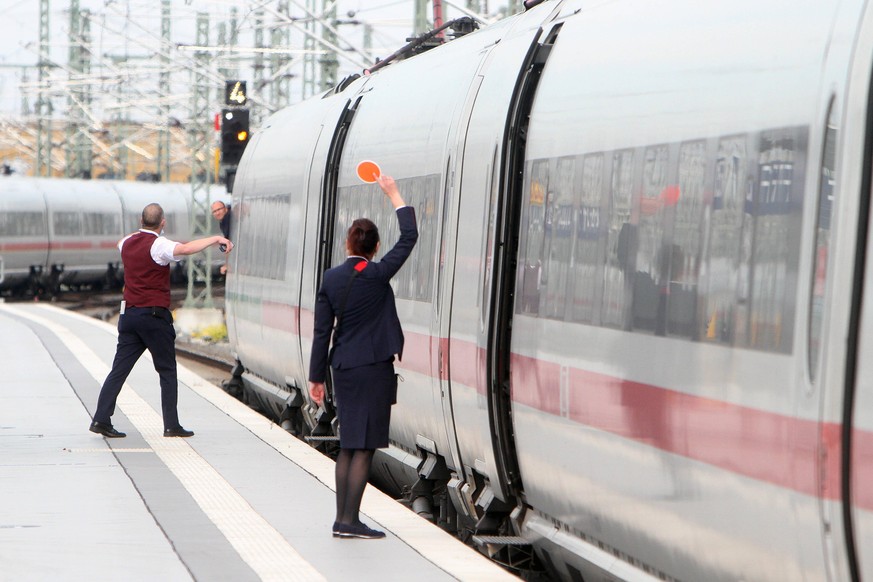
[89,203,233,439]
[308,173,418,540]
[211,201,232,275]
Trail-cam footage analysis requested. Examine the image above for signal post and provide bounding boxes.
[220,80,250,193]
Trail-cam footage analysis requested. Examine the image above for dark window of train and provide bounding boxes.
[53,211,82,236]
[667,140,708,339]
[631,145,670,333]
[809,114,836,379]
[570,153,606,324]
[701,135,748,345]
[517,159,550,316]
[82,212,121,236]
[334,175,438,302]
[0,211,45,236]
[747,128,806,353]
[236,194,289,280]
[540,156,575,320]
[602,149,635,329]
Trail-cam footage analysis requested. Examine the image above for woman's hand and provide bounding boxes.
[309,381,325,406]
[375,174,406,209]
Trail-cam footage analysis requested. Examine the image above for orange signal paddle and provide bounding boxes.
[356,160,381,183]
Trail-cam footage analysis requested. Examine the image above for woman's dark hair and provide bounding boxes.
[347,218,379,256]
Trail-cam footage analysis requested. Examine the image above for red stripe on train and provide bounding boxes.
[0,241,119,252]
[268,309,872,510]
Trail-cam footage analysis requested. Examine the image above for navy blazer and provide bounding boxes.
[309,206,418,383]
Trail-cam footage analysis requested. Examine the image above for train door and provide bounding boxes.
[841,52,873,582]
[839,112,873,582]
[816,9,873,579]
[445,8,567,523]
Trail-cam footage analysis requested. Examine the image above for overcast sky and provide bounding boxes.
[0,0,514,117]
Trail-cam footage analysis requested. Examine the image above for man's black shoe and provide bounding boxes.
[89,421,126,438]
[163,427,194,438]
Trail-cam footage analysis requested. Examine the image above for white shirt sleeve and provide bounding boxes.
[150,236,181,266]
[117,234,133,252]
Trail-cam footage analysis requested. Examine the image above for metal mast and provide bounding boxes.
[156,0,171,181]
[303,0,316,98]
[270,1,292,109]
[184,12,214,309]
[319,0,338,91]
[65,2,92,179]
[414,0,430,35]
[35,0,52,177]
[252,6,265,125]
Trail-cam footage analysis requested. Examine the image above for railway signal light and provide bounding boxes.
[220,108,250,167]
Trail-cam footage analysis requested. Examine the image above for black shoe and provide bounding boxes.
[342,523,385,539]
[332,522,345,538]
[89,421,126,438]
[163,426,194,438]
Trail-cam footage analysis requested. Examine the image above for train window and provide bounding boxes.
[667,140,707,338]
[570,153,605,324]
[236,194,289,280]
[747,128,806,353]
[0,210,45,237]
[540,157,575,320]
[517,159,549,315]
[82,212,121,236]
[601,149,634,329]
[632,145,670,333]
[0,211,46,236]
[334,174,438,302]
[701,135,748,344]
[809,109,836,380]
[53,211,82,236]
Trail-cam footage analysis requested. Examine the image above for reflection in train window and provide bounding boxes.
[702,135,748,345]
[570,153,605,324]
[515,126,808,355]
[667,140,707,338]
[540,157,575,320]
[747,129,806,352]
[632,145,670,333]
[517,160,549,315]
[235,194,290,280]
[335,174,439,302]
[603,149,634,329]
[809,112,836,380]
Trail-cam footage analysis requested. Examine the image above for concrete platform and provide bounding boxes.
[0,303,518,582]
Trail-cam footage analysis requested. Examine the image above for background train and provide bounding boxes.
[221,0,873,580]
[0,177,230,296]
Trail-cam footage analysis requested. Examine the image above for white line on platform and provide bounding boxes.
[15,303,517,582]
[2,304,326,582]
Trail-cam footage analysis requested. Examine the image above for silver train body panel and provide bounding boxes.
[0,177,229,291]
[227,0,873,580]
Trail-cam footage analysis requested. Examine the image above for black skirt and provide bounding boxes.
[331,359,397,449]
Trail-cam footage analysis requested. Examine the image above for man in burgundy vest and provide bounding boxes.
[89,203,233,438]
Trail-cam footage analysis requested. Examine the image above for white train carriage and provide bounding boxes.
[226,0,873,580]
[0,178,231,294]
[38,179,124,288]
[0,178,49,290]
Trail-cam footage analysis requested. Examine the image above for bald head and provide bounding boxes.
[141,203,165,231]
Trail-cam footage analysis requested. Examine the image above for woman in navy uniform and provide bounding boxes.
[309,173,418,539]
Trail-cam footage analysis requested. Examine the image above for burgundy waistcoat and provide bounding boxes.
[121,232,171,308]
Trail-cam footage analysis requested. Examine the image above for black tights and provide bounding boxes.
[335,448,375,525]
